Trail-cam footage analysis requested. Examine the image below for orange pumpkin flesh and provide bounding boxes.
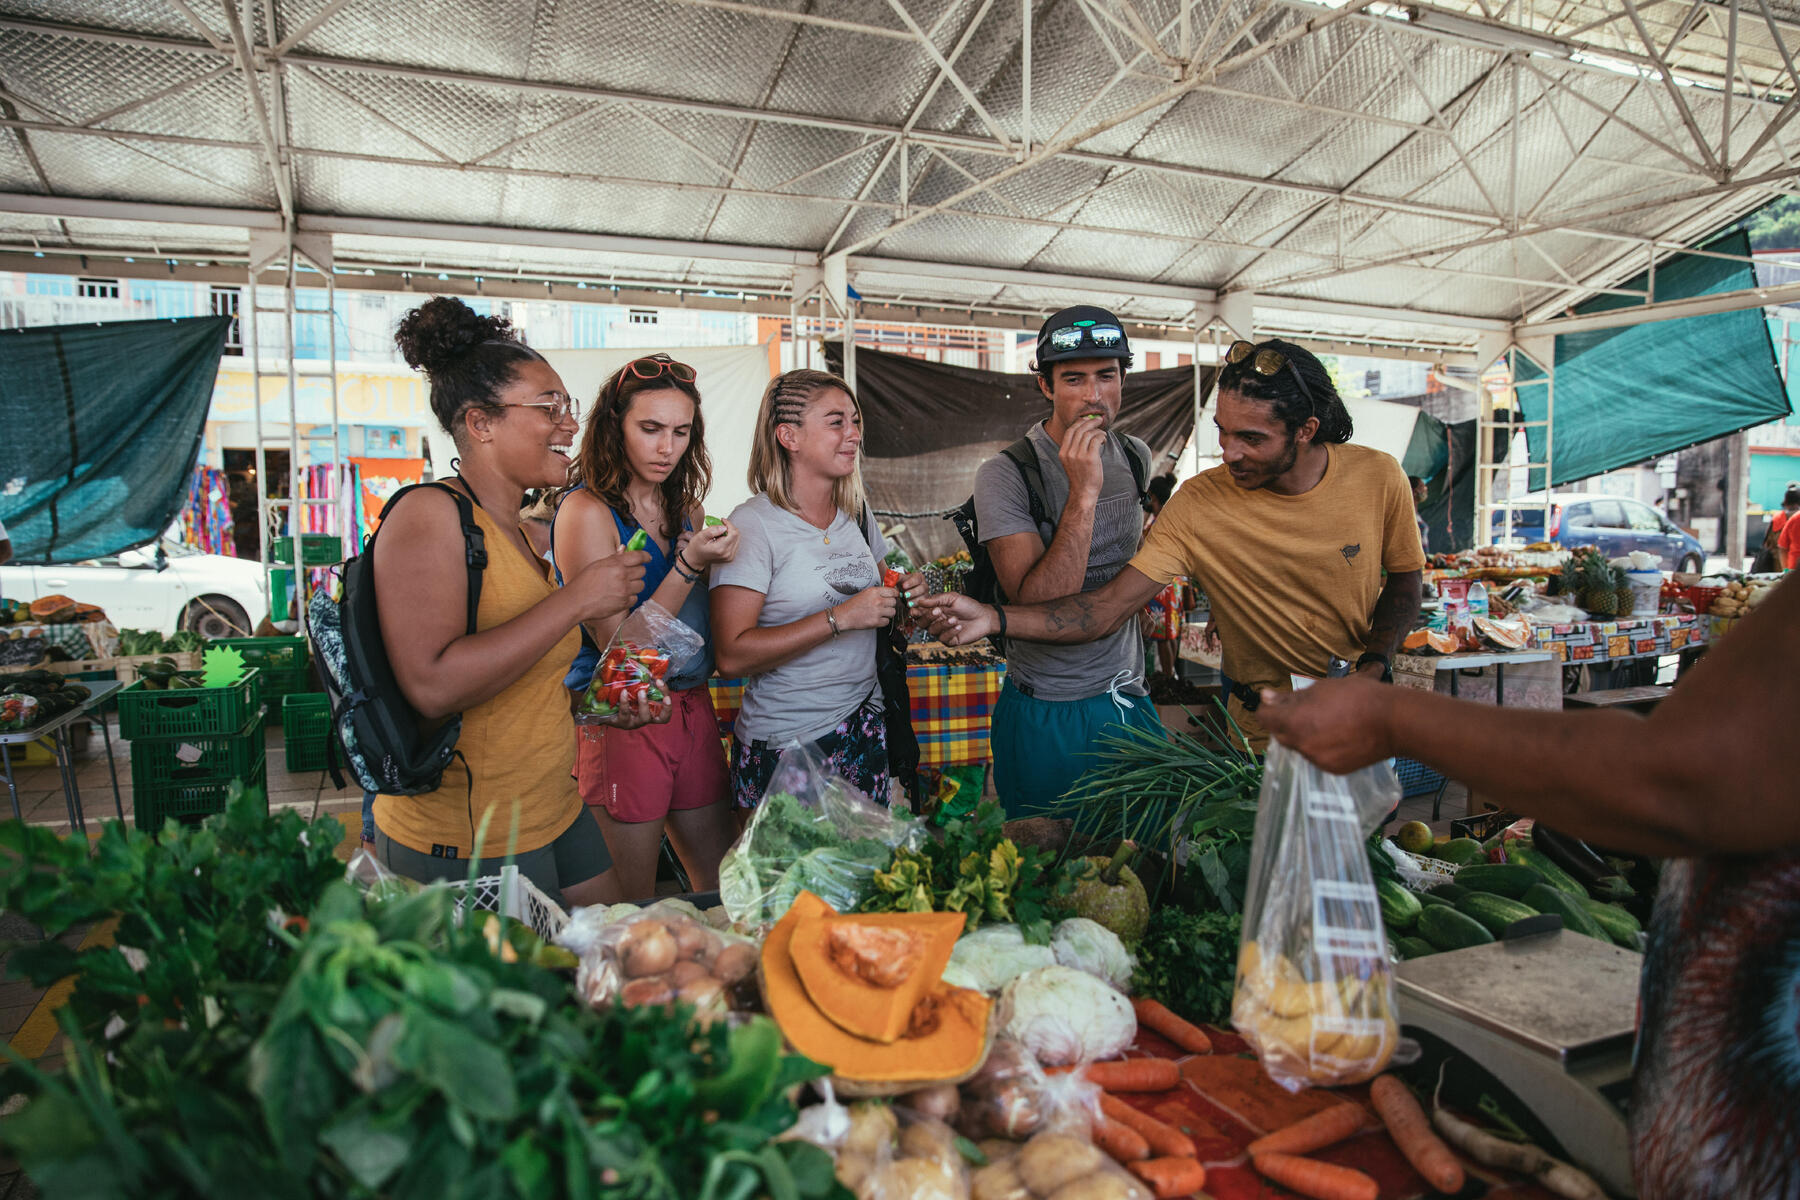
[762,892,991,1085]
[791,909,965,1044]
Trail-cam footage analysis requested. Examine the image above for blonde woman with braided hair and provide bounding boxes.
[711,369,926,809]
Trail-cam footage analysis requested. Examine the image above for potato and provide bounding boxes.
[669,918,720,962]
[971,1159,1031,1200]
[902,1084,962,1122]
[618,976,673,1009]
[977,1138,1021,1163]
[836,1151,875,1191]
[1046,1169,1152,1200]
[858,1157,963,1200]
[677,976,725,1010]
[844,1102,899,1158]
[711,941,757,984]
[900,1116,959,1166]
[616,921,678,978]
[1016,1133,1102,1195]
[668,960,711,987]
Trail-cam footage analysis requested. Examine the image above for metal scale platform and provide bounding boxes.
[1395,929,1641,1197]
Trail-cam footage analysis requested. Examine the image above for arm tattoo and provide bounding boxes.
[1042,594,1097,639]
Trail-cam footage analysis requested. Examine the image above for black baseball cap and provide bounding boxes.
[1035,305,1132,368]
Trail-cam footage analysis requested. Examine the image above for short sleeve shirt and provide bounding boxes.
[1780,512,1800,569]
[1129,443,1426,694]
[711,494,885,746]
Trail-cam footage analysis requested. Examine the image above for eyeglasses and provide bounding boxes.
[494,392,580,423]
[1226,340,1318,414]
[626,356,697,383]
[1046,321,1125,353]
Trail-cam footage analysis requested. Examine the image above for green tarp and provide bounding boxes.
[1517,229,1792,489]
[0,316,228,562]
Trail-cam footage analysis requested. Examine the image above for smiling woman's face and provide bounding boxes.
[468,358,579,489]
[780,387,863,481]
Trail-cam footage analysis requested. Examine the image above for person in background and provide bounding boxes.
[553,355,741,900]
[371,296,651,908]
[1253,573,1799,1200]
[921,338,1423,751]
[711,369,924,809]
[1140,472,1185,680]
[1409,475,1431,556]
[1776,483,1800,571]
[974,306,1162,815]
[520,490,556,563]
[0,517,11,600]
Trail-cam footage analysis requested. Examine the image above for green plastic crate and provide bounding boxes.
[117,668,262,741]
[282,693,333,773]
[270,534,342,565]
[132,754,267,832]
[207,635,307,671]
[259,665,317,710]
[129,714,265,790]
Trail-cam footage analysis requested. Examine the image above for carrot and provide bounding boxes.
[1131,997,1213,1054]
[1100,1094,1197,1159]
[1128,1156,1208,1198]
[1253,1153,1379,1200]
[1092,1115,1150,1163]
[1370,1074,1465,1194]
[1245,1102,1369,1157]
[1083,1058,1181,1091]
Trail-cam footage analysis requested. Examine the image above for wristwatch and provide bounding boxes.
[1355,651,1392,682]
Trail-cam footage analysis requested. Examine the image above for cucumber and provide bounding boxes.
[1454,892,1541,936]
[1506,844,1587,897]
[1376,879,1423,930]
[1522,883,1608,941]
[1417,890,1458,910]
[1578,896,1643,949]
[1453,863,1543,898]
[1396,936,1437,960]
[1418,905,1495,951]
[1435,837,1486,866]
[1429,883,1471,903]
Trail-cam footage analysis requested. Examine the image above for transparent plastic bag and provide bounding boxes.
[0,693,39,731]
[573,600,703,726]
[718,743,926,931]
[851,1109,972,1200]
[1233,740,1402,1092]
[566,898,760,1017]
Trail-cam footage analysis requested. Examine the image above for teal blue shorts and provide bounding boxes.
[989,679,1163,818]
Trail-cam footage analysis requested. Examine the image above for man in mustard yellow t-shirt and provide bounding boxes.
[920,338,1424,746]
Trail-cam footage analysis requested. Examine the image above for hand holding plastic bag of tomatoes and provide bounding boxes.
[575,600,704,727]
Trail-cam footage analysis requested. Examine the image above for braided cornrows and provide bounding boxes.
[746,368,865,516]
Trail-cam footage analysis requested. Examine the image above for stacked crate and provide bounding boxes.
[117,668,264,831]
[282,692,334,773]
[208,636,317,712]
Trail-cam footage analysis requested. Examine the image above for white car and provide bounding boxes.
[0,539,270,638]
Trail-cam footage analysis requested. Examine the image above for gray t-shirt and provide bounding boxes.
[973,422,1147,702]
[713,494,888,746]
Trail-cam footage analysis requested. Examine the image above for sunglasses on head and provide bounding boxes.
[1046,321,1125,353]
[1226,339,1318,415]
[625,355,697,383]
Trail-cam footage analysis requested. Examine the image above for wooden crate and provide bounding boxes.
[40,651,202,681]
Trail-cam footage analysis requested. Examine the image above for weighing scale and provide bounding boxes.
[1395,929,1641,1197]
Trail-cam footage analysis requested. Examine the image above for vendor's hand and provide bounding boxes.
[915,593,998,646]
[683,521,739,568]
[1255,678,1397,774]
[568,550,650,622]
[1060,418,1107,501]
[835,585,899,631]
[1201,616,1221,656]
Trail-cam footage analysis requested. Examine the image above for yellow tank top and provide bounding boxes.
[373,504,583,861]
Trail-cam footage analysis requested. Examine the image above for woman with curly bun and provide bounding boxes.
[372,295,651,906]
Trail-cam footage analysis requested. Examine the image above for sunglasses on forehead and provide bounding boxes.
[1226,339,1318,415]
[1046,320,1125,353]
[625,355,696,383]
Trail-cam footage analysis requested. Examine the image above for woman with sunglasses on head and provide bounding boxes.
[919,337,1423,751]
[372,296,652,907]
[553,355,741,900]
[710,370,926,809]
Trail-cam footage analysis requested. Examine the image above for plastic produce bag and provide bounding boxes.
[0,693,39,731]
[564,898,760,1018]
[573,600,703,726]
[718,744,926,931]
[1233,741,1402,1092]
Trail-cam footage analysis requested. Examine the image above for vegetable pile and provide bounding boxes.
[719,786,911,928]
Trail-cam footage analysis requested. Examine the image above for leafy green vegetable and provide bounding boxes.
[720,788,910,926]
[1131,905,1243,1027]
[857,802,1075,944]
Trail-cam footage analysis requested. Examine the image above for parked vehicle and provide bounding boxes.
[0,539,267,638]
[1491,492,1706,572]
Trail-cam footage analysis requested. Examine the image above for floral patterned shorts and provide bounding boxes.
[730,692,891,809]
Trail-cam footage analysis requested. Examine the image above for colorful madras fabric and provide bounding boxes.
[708,677,745,738]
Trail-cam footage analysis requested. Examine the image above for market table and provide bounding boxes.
[708,661,1007,768]
[1392,651,1559,819]
[1121,1024,1562,1200]
[1532,612,1705,667]
[0,678,125,831]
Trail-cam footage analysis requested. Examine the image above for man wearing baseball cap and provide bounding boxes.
[973,305,1161,814]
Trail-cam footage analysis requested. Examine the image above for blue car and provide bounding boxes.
[1490,492,1706,573]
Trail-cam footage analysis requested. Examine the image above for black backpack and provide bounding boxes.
[307,481,486,795]
[947,434,1150,652]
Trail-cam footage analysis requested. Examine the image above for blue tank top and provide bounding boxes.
[551,486,714,692]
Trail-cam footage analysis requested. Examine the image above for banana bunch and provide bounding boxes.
[1231,940,1399,1088]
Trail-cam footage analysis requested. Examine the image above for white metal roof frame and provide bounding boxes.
[3,0,1800,361]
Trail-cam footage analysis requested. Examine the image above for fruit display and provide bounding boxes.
[1708,576,1776,619]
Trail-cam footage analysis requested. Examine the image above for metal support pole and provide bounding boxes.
[1726,430,1750,568]
[1191,308,1204,476]
[1021,0,1032,155]
[788,295,798,371]
[247,261,272,622]
[844,299,858,393]
[284,251,303,629]
[817,290,827,371]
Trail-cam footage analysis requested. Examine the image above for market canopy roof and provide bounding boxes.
[4,1,1800,358]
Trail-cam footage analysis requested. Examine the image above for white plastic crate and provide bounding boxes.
[451,865,571,942]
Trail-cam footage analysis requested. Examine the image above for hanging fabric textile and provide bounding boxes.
[177,466,236,556]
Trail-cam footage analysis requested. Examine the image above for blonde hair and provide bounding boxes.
[747,369,866,518]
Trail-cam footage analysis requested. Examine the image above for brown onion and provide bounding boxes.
[617,921,678,978]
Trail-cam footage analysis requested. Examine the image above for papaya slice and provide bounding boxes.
[1402,629,1432,652]
[1425,631,1460,655]
[790,908,965,1043]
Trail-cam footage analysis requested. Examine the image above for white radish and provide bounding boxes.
[1430,1063,1610,1200]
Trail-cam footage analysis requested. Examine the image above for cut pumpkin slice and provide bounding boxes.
[790,908,965,1043]
[762,892,992,1091]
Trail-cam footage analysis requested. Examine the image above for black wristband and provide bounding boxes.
[1356,651,1392,681]
[995,604,1008,638]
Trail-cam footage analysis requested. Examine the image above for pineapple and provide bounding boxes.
[1580,552,1617,615]
[1612,565,1635,618]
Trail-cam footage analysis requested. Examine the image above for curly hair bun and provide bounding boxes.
[393,296,517,376]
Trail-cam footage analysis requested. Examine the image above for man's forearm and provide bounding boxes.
[1363,570,1421,660]
[998,569,1155,645]
[1014,499,1096,602]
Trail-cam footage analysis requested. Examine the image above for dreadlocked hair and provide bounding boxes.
[570,355,711,543]
[1217,337,1354,445]
[747,368,865,518]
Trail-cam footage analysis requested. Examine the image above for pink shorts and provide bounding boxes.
[575,684,730,824]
